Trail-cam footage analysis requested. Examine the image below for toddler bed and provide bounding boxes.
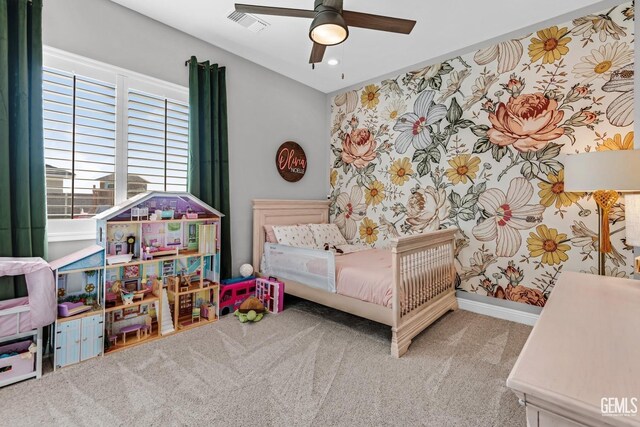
[253,199,458,357]
[0,258,57,387]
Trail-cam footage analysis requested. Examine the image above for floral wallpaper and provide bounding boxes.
[329,3,636,307]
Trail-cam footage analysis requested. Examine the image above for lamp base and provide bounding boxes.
[593,190,618,255]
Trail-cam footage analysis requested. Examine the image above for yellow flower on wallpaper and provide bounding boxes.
[527,225,571,265]
[364,180,385,205]
[330,169,338,188]
[361,84,380,109]
[359,217,379,244]
[538,170,584,208]
[528,26,571,64]
[445,154,481,185]
[596,131,634,151]
[389,157,413,186]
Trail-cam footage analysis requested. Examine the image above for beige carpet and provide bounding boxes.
[0,298,531,426]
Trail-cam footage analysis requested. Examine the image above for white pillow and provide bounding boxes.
[308,223,347,247]
[272,225,317,248]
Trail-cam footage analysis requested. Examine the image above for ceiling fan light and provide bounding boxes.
[309,10,348,46]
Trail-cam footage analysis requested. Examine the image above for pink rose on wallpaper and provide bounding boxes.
[341,128,377,169]
[495,284,546,307]
[487,92,565,152]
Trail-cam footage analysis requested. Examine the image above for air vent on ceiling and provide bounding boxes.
[227,10,270,33]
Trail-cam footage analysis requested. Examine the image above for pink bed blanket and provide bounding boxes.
[335,249,393,308]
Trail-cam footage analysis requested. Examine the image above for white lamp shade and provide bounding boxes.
[564,150,640,192]
[625,194,640,246]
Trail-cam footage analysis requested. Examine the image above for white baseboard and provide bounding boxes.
[457,297,539,326]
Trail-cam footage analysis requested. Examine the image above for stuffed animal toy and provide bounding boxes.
[234,296,265,323]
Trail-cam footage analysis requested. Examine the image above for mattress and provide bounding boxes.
[334,249,393,308]
[0,297,33,339]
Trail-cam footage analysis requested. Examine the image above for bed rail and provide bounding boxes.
[0,304,31,342]
[390,228,458,357]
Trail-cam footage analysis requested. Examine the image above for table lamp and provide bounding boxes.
[564,149,640,275]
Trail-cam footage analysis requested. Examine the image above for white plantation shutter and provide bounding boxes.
[42,51,189,223]
[126,89,189,198]
[43,67,116,219]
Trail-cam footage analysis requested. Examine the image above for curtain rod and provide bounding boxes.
[184,60,225,69]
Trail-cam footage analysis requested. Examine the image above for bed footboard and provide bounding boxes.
[390,228,458,357]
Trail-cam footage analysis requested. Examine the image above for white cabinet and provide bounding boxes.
[55,314,103,368]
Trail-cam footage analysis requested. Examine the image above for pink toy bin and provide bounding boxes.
[0,340,35,383]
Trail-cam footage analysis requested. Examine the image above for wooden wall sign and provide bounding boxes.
[276,141,307,182]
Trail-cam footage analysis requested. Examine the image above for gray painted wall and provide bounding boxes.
[43,0,329,273]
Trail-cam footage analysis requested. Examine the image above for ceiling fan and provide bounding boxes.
[235,0,417,64]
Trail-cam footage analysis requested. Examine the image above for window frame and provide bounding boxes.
[43,47,189,242]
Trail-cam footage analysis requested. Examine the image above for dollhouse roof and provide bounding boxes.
[94,191,224,222]
[49,245,105,272]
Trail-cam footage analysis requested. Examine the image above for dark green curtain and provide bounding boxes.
[0,0,47,300]
[187,56,232,280]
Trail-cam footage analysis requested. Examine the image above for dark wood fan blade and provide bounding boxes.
[309,43,327,64]
[322,0,343,11]
[235,4,315,19]
[343,10,416,34]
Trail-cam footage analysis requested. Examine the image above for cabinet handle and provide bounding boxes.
[83,338,87,342]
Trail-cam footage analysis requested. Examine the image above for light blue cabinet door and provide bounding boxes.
[56,320,81,368]
[92,314,104,358]
[80,314,104,361]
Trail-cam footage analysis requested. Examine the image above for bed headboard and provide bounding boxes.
[252,199,330,270]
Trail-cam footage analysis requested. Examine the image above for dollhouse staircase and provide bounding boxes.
[159,289,175,335]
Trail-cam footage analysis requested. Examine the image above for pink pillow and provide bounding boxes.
[263,224,277,243]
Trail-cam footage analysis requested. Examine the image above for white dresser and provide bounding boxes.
[507,271,640,426]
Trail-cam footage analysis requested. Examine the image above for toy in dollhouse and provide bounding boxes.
[104,302,158,352]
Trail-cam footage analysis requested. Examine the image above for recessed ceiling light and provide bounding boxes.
[327,58,339,66]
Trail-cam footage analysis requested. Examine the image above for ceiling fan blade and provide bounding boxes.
[235,4,315,19]
[342,10,416,34]
[322,0,343,11]
[309,43,327,64]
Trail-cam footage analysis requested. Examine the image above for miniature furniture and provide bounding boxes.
[142,317,152,338]
[0,258,55,387]
[253,199,457,358]
[57,302,92,318]
[191,307,201,323]
[507,271,640,426]
[120,324,142,344]
[108,335,118,346]
[50,246,106,370]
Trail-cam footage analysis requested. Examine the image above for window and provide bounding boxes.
[43,68,117,219]
[127,90,189,199]
[43,48,189,222]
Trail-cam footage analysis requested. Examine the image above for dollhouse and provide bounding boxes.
[95,192,222,352]
[50,245,106,370]
[50,192,223,369]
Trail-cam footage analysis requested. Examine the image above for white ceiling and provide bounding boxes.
[110,0,623,93]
